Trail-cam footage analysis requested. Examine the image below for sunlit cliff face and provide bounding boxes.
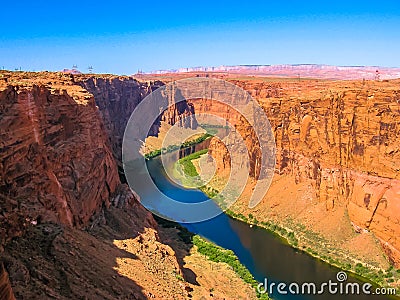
[206,78,400,267]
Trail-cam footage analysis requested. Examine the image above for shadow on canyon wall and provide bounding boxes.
[1,210,147,299]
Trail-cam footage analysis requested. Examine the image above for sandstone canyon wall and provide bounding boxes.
[0,73,199,243]
[1,71,399,297]
[78,76,198,162]
[205,79,400,267]
[0,79,120,240]
[0,74,129,299]
[0,72,212,299]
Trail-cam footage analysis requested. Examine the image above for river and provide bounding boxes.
[144,140,394,300]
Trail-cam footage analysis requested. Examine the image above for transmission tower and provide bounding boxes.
[375,70,380,81]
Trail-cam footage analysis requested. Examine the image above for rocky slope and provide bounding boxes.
[2,198,255,299]
[205,77,400,268]
[0,72,256,299]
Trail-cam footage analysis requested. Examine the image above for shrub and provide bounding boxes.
[145,133,211,160]
[192,235,270,299]
[178,149,208,177]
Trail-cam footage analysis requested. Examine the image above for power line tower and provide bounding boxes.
[135,69,143,79]
[72,65,78,71]
[375,69,380,81]
[88,66,93,73]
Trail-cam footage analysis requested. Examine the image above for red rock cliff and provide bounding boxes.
[78,76,198,163]
[205,78,400,266]
[0,73,200,232]
[0,72,265,300]
[0,74,123,298]
[0,80,123,239]
[0,72,200,254]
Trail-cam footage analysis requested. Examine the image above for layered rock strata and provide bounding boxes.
[78,76,198,162]
[207,78,400,266]
[0,72,201,299]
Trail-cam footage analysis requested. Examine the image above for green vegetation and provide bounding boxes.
[154,215,270,299]
[145,123,228,160]
[291,224,400,291]
[178,149,208,177]
[226,210,400,293]
[181,133,212,148]
[175,149,225,202]
[144,132,212,160]
[172,270,185,282]
[200,185,220,199]
[192,235,270,299]
[145,148,163,159]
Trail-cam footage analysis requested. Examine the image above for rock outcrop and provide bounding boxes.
[0,74,123,298]
[206,78,400,266]
[0,79,120,241]
[77,76,160,163]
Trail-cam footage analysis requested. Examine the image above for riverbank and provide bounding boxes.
[226,209,400,295]
[174,148,400,296]
[144,124,228,160]
[164,150,271,298]
[144,132,212,160]
[154,216,269,299]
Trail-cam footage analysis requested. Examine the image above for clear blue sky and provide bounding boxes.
[1,1,399,74]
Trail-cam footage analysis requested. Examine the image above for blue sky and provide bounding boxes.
[1,1,399,74]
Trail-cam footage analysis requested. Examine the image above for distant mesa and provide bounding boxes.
[144,64,400,80]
